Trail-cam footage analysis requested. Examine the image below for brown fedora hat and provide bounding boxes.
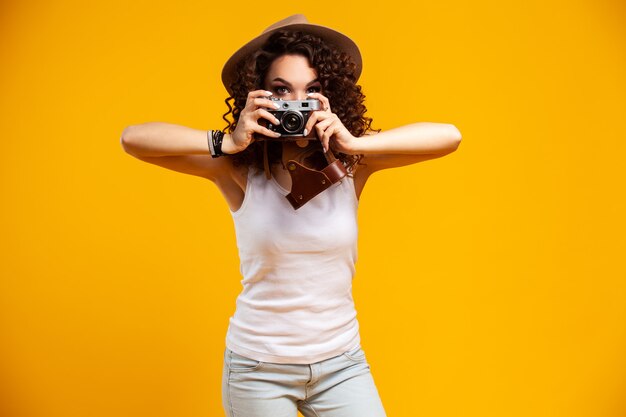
[221,14,362,95]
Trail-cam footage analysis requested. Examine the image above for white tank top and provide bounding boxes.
[225,164,361,364]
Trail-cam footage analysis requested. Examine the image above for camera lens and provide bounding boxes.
[281,111,304,133]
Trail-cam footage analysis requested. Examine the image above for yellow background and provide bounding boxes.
[1,1,625,416]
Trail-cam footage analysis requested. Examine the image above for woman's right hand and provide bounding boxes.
[224,90,282,154]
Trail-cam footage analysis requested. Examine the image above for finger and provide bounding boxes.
[314,116,334,132]
[246,90,274,108]
[307,92,331,112]
[252,108,281,126]
[252,97,281,111]
[312,114,337,137]
[319,119,343,153]
[322,123,341,153]
[321,127,333,153]
[314,120,334,147]
[303,110,330,137]
[303,111,320,137]
[248,89,274,99]
[315,123,331,152]
[252,124,282,138]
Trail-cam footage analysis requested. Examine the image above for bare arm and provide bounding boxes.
[352,123,462,175]
[120,122,239,181]
[120,122,239,157]
[119,91,280,181]
[353,123,462,155]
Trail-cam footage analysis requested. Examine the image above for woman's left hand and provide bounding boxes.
[302,92,358,155]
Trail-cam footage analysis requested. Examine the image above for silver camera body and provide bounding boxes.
[266,97,321,137]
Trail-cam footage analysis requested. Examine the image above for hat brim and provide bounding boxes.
[221,22,362,96]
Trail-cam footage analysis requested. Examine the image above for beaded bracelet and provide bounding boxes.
[207,130,226,158]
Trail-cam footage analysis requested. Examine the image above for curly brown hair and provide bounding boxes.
[221,29,380,174]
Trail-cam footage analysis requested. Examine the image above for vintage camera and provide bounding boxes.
[266,97,321,137]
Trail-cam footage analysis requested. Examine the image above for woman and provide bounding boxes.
[121,14,461,417]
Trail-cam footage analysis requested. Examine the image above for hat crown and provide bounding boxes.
[262,14,309,34]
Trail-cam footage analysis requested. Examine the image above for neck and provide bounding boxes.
[281,140,318,164]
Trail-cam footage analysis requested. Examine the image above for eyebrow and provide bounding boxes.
[271,77,320,87]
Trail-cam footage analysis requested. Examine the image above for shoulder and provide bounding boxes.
[345,129,381,198]
[349,129,379,175]
[225,161,251,191]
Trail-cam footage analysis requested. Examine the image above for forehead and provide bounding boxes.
[266,54,317,82]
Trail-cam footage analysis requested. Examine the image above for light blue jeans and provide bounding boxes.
[222,345,387,417]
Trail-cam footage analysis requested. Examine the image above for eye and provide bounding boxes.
[307,86,322,93]
[273,86,289,95]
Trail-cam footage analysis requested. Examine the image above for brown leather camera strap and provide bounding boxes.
[284,157,347,209]
[260,137,347,209]
[263,139,271,179]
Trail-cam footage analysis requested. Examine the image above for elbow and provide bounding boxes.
[448,124,462,142]
[443,124,462,153]
[120,125,138,155]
